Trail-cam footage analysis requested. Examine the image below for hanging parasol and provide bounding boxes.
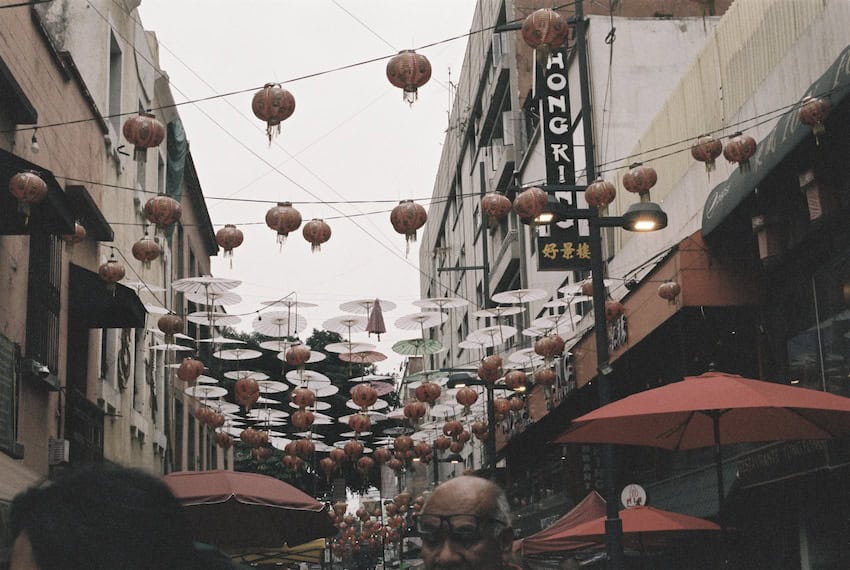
[339,298,398,314]
[467,324,518,348]
[213,348,262,361]
[252,311,308,338]
[261,299,318,310]
[349,373,395,383]
[121,280,166,294]
[508,347,546,368]
[260,339,301,352]
[184,385,228,399]
[324,341,375,354]
[256,380,289,394]
[491,288,547,305]
[366,299,387,340]
[223,370,269,381]
[339,351,387,364]
[171,276,241,296]
[288,401,332,411]
[394,312,448,333]
[197,336,246,345]
[187,311,241,327]
[471,306,524,319]
[184,290,242,306]
[322,315,368,335]
[144,304,170,315]
[392,338,444,356]
[413,296,469,310]
[284,369,331,385]
[345,398,388,411]
[348,381,395,397]
[149,343,193,352]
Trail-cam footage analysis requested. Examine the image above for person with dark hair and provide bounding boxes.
[418,475,518,570]
[8,465,235,570]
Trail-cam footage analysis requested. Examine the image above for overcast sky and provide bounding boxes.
[138,1,478,373]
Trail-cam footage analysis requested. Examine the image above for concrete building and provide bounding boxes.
[0,2,218,552]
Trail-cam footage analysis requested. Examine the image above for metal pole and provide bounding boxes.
[486,385,497,478]
[576,0,625,566]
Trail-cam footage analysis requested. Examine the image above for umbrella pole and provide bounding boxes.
[710,410,728,566]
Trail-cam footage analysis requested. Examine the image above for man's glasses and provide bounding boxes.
[416,514,507,547]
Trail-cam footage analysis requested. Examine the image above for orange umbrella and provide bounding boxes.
[162,470,335,549]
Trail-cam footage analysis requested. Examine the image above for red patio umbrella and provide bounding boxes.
[556,371,850,529]
[162,470,336,549]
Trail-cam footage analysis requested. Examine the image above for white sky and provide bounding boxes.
[137,1,479,373]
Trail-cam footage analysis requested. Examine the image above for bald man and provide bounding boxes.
[418,476,517,570]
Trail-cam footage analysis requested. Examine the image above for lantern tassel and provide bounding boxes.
[277,233,287,251]
[134,146,147,163]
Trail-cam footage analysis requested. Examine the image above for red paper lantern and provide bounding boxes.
[403,400,426,421]
[585,177,616,208]
[723,133,757,170]
[251,446,272,461]
[356,456,374,474]
[798,96,831,139]
[319,457,337,476]
[240,427,262,447]
[216,224,244,262]
[622,163,658,195]
[504,370,527,391]
[215,432,233,449]
[285,344,311,367]
[414,442,432,457]
[132,233,160,268]
[605,300,625,321]
[534,367,556,386]
[509,397,525,412]
[394,435,414,452]
[9,170,47,211]
[251,83,295,141]
[658,280,681,302]
[122,112,165,162]
[351,384,379,410]
[449,440,465,454]
[373,447,392,463]
[386,50,432,104]
[456,430,471,444]
[98,254,125,287]
[61,222,87,245]
[477,354,503,385]
[512,186,548,221]
[157,314,183,337]
[291,387,316,409]
[265,201,302,245]
[235,378,260,409]
[521,8,568,66]
[455,386,478,408]
[534,335,565,360]
[471,421,488,441]
[442,420,463,438]
[282,455,302,471]
[691,134,723,172]
[330,448,347,464]
[291,409,315,430]
[390,200,427,248]
[480,193,512,226]
[176,357,204,383]
[295,438,315,459]
[344,440,364,460]
[493,398,511,417]
[387,459,404,473]
[434,436,451,451]
[348,413,371,434]
[415,381,441,404]
[144,195,182,229]
[301,219,331,252]
[333,502,348,516]
[207,412,225,429]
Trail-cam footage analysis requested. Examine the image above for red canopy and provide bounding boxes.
[518,491,607,555]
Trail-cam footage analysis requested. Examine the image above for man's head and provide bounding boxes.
[419,476,513,569]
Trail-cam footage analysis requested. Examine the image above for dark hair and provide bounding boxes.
[9,465,221,570]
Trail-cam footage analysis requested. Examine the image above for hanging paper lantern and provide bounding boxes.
[144,195,182,230]
[691,134,723,173]
[215,432,233,450]
[434,436,451,451]
[521,8,569,67]
[216,224,244,263]
[285,344,311,367]
[157,314,183,343]
[239,427,263,447]
[386,50,432,104]
[235,378,260,410]
[294,438,315,459]
[449,440,465,454]
[605,300,625,321]
[265,201,302,246]
[394,435,413,452]
[390,200,427,250]
[493,398,511,417]
[98,254,125,290]
[9,170,47,223]
[176,357,204,383]
[387,458,403,472]
[251,83,296,142]
[61,222,87,245]
[456,430,471,444]
[584,177,616,208]
[282,454,302,470]
[344,440,364,460]
[414,381,441,404]
[356,456,375,474]
[509,397,525,412]
[348,413,372,434]
[798,96,831,141]
[513,186,548,220]
[319,457,337,477]
[455,386,478,409]
[122,112,165,162]
[504,370,527,391]
[477,354,503,385]
[403,400,426,421]
[442,420,463,438]
[480,193,512,227]
[658,280,681,302]
[290,387,316,409]
[330,448,346,464]
[414,441,432,458]
[534,335,565,361]
[302,219,331,252]
[373,447,392,463]
[131,232,160,268]
[207,412,225,429]
[534,367,556,386]
[291,409,315,430]
[580,279,594,297]
[471,421,488,440]
[351,384,379,410]
[723,133,757,170]
[622,163,658,195]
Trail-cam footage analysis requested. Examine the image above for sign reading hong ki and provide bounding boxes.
[535,48,589,271]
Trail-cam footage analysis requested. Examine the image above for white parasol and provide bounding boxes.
[491,288,548,305]
[339,298,398,314]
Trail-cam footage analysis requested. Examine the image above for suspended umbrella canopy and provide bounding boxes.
[322,315,368,335]
[184,290,242,306]
[467,325,518,347]
[120,280,166,294]
[345,399,388,411]
[471,306,524,319]
[261,298,318,310]
[349,381,395,397]
[246,409,290,421]
[162,470,336,549]
[197,336,246,345]
[394,312,448,331]
[339,351,387,364]
[184,385,228,399]
[171,276,241,295]
[366,300,387,340]
[256,380,289,394]
[223,370,269,381]
[186,311,241,327]
[392,338,444,356]
[349,373,395,383]
[508,347,546,367]
[213,348,262,361]
[413,296,469,310]
[144,304,170,315]
[276,350,326,364]
[284,369,331,385]
[260,339,301,352]
[531,313,581,331]
[324,341,375,354]
[195,375,221,385]
[251,312,307,337]
[339,298,398,314]
[491,288,548,305]
[149,343,193,352]
[288,400,332,411]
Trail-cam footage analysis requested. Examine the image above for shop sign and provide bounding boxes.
[537,223,591,271]
[737,440,829,488]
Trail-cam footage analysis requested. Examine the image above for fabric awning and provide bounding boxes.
[520,491,607,555]
[69,264,146,329]
[0,147,75,236]
[702,44,850,237]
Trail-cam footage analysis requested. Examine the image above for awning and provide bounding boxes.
[69,264,146,329]
[702,44,850,237]
[66,185,114,241]
[0,147,75,236]
[520,491,607,555]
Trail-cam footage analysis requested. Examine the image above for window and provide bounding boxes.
[108,32,122,136]
[26,234,61,371]
[0,334,20,456]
